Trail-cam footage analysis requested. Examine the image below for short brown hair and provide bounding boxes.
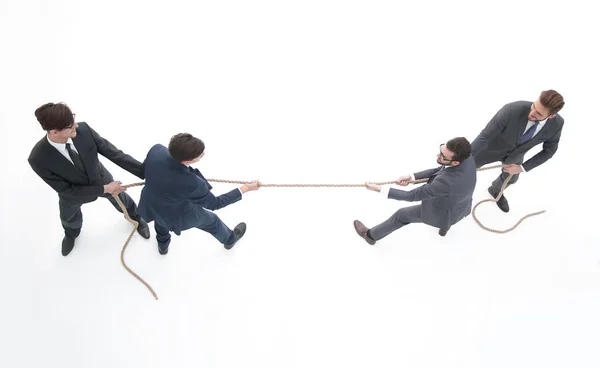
[168,133,205,162]
[539,90,564,115]
[35,102,75,131]
[446,137,472,163]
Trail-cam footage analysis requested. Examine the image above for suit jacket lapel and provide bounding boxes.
[42,138,89,181]
[71,134,90,173]
[515,108,530,145]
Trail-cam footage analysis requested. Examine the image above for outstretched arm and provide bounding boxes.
[88,123,145,179]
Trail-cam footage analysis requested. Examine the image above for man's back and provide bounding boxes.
[139,144,241,235]
[404,155,477,230]
[423,155,476,227]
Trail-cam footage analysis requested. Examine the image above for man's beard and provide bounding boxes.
[437,157,450,166]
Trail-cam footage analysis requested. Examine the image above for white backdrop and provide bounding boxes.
[1,1,599,367]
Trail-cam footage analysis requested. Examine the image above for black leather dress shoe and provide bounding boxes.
[136,217,151,239]
[438,228,449,236]
[225,222,247,250]
[62,236,75,256]
[488,186,509,212]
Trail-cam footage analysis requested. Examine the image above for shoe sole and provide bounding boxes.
[224,237,241,250]
[225,224,247,250]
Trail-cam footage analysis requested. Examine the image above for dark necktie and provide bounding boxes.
[519,121,539,144]
[66,143,86,173]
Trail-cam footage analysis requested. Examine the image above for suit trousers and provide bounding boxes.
[370,205,423,240]
[474,153,522,195]
[153,210,235,251]
[59,191,140,239]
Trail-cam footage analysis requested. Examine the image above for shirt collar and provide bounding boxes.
[530,117,548,126]
[46,134,75,150]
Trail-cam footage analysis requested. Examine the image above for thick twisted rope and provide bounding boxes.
[471,172,546,233]
[115,163,544,299]
[112,191,158,300]
[202,163,504,186]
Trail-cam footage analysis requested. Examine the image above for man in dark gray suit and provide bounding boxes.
[471,90,565,212]
[354,137,476,244]
[28,102,150,256]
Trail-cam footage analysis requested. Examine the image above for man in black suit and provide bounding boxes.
[471,90,565,212]
[28,102,150,256]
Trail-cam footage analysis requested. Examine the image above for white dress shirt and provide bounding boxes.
[46,135,79,166]
[523,118,547,140]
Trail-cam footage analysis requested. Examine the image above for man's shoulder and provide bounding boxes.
[148,143,168,155]
[28,136,49,164]
[145,144,170,166]
[150,143,167,150]
[449,156,476,175]
[551,112,565,125]
[75,121,91,132]
[72,122,95,143]
[502,100,531,111]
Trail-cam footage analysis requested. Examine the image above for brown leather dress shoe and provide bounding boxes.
[353,220,376,245]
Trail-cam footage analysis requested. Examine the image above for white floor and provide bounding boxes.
[2,1,600,367]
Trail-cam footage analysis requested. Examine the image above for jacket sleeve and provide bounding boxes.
[471,103,512,157]
[413,166,443,181]
[522,126,562,172]
[188,180,242,210]
[28,159,104,197]
[386,177,451,202]
[86,123,145,179]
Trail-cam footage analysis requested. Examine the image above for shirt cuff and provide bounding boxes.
[411,174,415,181]
[238,188,243,197]
[520,165,526,173]
[380,186,390,198]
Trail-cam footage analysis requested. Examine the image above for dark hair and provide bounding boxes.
[34,102,75,131]
[168,133,205,162]
[539,89,564,115]
[446,137,472,163]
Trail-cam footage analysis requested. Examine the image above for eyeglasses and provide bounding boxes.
[65,114,76,129]
[439,143,453,161]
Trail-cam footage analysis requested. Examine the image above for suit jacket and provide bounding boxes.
[471,101,564,171]
[138,144,242,235]
[386,155,477,229]
[28,122,144,203]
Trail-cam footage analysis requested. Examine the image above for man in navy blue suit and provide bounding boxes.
[138,133,260,255]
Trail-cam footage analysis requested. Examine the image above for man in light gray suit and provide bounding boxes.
[353,137,476,244]
[472,90,565,212]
